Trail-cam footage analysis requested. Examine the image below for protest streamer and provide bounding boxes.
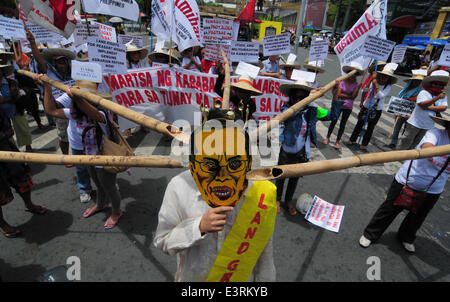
[246,144,450,181]
[253,70,358,136]
[0,151,183,168]
[17,70,190,143]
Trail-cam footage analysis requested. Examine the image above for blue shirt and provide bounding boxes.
[262,59,279,73]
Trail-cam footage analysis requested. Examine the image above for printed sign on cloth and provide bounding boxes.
[360,35,396,62]
[385,96,416,117]
[305,196,345,233]
[20,0,80,38]
[334,0,388,71]
[230,41,260,63]
[87,37,127,75]
[202,18,234,46]
[91,21,117,43]
[262,33,291,56]
[0,15,26,39]
[81,0,139,22]
[203,44,231,62]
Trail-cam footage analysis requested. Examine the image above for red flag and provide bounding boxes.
[236,0,257,24]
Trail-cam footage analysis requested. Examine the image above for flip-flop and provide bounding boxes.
[83,205,107,218]
[24,205,47,215]
[2,228,22,238]
[104,212,123,229]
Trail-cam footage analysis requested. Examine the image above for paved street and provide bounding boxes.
[0,46,449,282]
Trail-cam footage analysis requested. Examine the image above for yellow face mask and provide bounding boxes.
[189,126,251,208]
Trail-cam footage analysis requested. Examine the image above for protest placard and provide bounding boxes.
[74,22,100,46]
[361,35,396,62]
[437,43,450,67]
[0,15,26,39]
[91,21,117,43]
[117,34,143,48]
[203,44,231,62]
[305,196,345,233]
[262,33,291,56]
[71,61,103,83]
[309,39,329,63]
[291,70,316,83]
[81,0,140,22]
[232,22,240,41]
[230,41,260,63]
[235,62,260,79]
[87,37,127,75]
[385,96,416,117]
[391,45,407,64]
[26,22,64,44]
[203,18,234,46]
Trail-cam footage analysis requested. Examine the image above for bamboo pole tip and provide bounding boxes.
[246,167,279,181]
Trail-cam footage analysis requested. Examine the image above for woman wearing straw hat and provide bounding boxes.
[386,70,425,149]
[398,70,448,150]
[148,46,180,67]
[126,43,149,69]
[347,63,396,150]
[323,62,363,149]
[276,80,319,216]
[360,115,449,253]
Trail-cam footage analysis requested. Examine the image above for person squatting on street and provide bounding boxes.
[360,115,449,253]
[275,80,322,216]
[398,70,448,150]
[154,109,276,282]
[37,74,123,229]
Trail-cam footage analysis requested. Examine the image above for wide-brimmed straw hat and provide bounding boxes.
[430,115,449,128]
[0,49,15,62]
[0,64,14,77]
[342,61,364,75]
[422,70,449,86]
[76,80,112,100]
[377,63,398,85]
[148,47,180,65]
[42,48,76,62]
[279,79,314,96]
[280,54,300,69]
[303,58,325,73]
[231,75,262,96]
[126,43,149,60]
[403,69,427,82]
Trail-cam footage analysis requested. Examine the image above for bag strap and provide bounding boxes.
[406,156,450,192]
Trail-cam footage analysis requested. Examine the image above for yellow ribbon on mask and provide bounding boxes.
[206,180,277,282]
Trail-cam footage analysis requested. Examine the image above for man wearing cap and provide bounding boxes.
[386,70,425,149]
[260,55,281,79]
[398,70,448,150]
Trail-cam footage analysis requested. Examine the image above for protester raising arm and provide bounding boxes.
[24,22,47,74]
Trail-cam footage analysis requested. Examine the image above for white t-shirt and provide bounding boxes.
[395,128,449,194]
[182,56,202,72]
[56,93,82,150]
[363,84,391,111]
[407,90,448,130]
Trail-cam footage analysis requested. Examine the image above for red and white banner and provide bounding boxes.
[151,0,202,52]
[103,66,290,130]
[20,0,80,39]
[334,0,387,71]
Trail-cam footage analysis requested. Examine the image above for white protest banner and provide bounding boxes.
[385,96,416,117]
[391,45,407,64]
[263,33,291,56]
[305,196,345,233]
[235,62,260,79]
[91,21,117,43]
[291,70,316,83]
[232,22,240,41]
[87,37,127,75]
[309,39,329,63]
[230,41,260,63]
[437,43,450,67]
[81,0,139,22]
[20,0,80,39]
[0,15,26,39]
[361,35,396,62]
[26,22,64,44]
[117,34,143,48]
[204,44,231,62]
[71,61,103,83]
[151,0,202,52]
[73,22,101,46]
[203,18,233,46]
[334,0,388,71]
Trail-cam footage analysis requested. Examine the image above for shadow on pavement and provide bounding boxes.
[0,258,47,282]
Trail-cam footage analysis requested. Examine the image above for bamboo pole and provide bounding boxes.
[221,49,231,109]
[252,69,358,137]
[0,151,184,168]
[18,70,190,144]
[246,145,450,180]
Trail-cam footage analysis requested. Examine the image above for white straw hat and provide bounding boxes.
[422,70,449,86]
[126,43,149,60]
[279,79,314,96]
[231,75,262,96]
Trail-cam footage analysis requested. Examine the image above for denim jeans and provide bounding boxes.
[320,99,342,122]
[71,148,92,194]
